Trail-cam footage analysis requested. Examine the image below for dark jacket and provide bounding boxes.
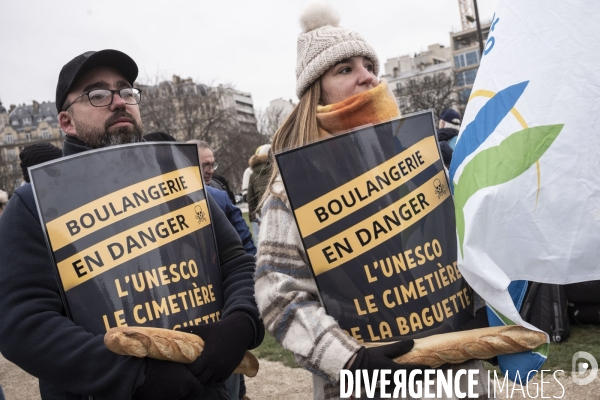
[206,186,256,256]
[0,136,264,400]
[247,153,271,221]
[209,174,235,204]
[436,127,459,167]
[436,127,459,143]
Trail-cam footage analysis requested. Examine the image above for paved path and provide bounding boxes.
[3,352,598,399]
[0,353,39,400]
[0,352,312,400]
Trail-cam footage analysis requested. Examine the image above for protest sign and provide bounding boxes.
[276,111,472,342]
[30,143,223,335]
[449,0,600,382]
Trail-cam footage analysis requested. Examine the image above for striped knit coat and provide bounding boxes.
[254,179,492,400]
[255,179,361,399]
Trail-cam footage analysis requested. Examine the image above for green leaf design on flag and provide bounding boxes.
[455,124,563,256]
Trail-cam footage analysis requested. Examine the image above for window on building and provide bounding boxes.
[235,100,253,109]
[464,69,477,84]
[454,55,464,69]
[11,119,18,126]
[454,50,479,69]
[22,117,32,125]
[45,115,53,121]
[458,89,472,105]
[465,51,479,66]
[5,134,14,144]
[8,148,17,159]
[456,71,465,87]
[26,133,32,141]
[59,129,66,137]
[455,68,478,87]
[37,116,43,122]
[14,178,21,189]
[41,129,51,139]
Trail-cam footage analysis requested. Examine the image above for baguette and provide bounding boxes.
[364,326,547,368]
[104,326,259,377]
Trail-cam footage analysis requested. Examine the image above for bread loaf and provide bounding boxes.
[104,326,259,377]
[364,326,547,368]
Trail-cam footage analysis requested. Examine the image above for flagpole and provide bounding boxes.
[473,0,485,57]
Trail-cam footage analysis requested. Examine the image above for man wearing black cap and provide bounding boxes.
[0,50,263,400]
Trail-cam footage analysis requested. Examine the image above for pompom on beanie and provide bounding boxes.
[296,1,379,99]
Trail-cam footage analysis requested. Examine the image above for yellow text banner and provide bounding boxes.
[47,166,203,251]
[57,200,211,291]
[294,136,439,238]
[307,170,450,276]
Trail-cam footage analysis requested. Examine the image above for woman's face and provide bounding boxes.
[320,56,379,105]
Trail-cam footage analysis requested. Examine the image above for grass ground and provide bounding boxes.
[251,332,298,368]
[253,326,600,372]
[242,210,250,228]
[536,325,600,371]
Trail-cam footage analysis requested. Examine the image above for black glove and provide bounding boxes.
[134,358,203,400]
[348,340,423,375]
[460,306,489,331]
[186,311,255,384]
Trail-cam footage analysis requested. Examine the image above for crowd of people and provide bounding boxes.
[0,3,477,400]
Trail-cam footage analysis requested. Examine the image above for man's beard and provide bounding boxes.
[74,110,144,148]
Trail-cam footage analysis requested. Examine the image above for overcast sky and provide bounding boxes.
[0,0,497,111]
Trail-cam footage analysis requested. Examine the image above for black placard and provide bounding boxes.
[30,143,223,335]
[276,111,472,342]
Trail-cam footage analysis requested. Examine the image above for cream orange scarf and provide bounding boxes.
[316,80,400,137]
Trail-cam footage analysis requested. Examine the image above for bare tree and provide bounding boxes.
[0,148,21,196]
[256,105,288,138]
[140,77,236,143]
[213,122,263,192]
[138,74,263,193]
[394,72,456,118]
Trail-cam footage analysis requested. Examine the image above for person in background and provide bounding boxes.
[439,140,453,169]
[152,135,256,255]
[241,166,252,203]
[182,136,256,400]
[186,140,236,203]
[212,173,236,204]
[436,109,461,168]
[437,108,461,150]
[19,142,63,183]
[247,144,271,242]
[0,190,7,218]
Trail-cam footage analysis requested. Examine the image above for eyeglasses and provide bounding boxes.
[201,162,218,172]
[63,88,142,111]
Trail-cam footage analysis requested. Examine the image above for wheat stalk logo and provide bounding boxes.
[449,81,563,256]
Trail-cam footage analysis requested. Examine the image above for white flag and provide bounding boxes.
[450,0,600,331]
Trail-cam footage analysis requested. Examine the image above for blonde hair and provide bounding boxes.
[264,80,322,201]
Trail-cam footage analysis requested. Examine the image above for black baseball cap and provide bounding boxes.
[55,49,138,113]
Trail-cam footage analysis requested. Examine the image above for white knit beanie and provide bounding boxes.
[296,1,379,99]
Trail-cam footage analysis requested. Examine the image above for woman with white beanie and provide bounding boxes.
[254,3,491,399]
